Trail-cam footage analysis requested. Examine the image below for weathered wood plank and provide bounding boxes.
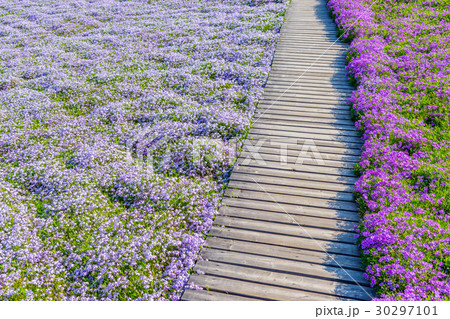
[187,274,341,301]
[230,172,355,192]
[247,128,361,145]
[240,141,361,159]
[209,227,361,256]
[200,249,367,285]
[238,153,356,174]
[263,85,351,95]
[265,79,354,90]
[266,76,350,85]
[222,197,360,222]
[213,216,357,244]
[254,109,353,120]
[205,237,364,270]
[219,205,357,232]
[249,120,357,136]
[232,163,358,184]
[182,289,259,301]
[237,151,357,170]
[261,89,351,100]
[226,179,354,200]
[241,136,361,154]
[262,93,350,103]
[253,122,359,138]
[255,107,352,118]
[259,100,352,111]
[241,142,360,159]
[234,158,357,178]
[268,70,349,79]
[254,118,356,133]
[238,149,359,165]
[263,86,352,96]
[224,188,358,212]
[193,261,373,300]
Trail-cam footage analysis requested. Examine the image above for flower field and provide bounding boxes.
[328,0,450,300]
[0,0,288,300]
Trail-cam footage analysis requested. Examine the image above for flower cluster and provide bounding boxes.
[0,0,288,300]
[328,0,450,300]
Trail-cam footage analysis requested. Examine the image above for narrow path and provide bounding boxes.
[182,0,374,301]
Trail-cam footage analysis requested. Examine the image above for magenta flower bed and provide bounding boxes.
[328,0,450,300]
[0,0,288,300]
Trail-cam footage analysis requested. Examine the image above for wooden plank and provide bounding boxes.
[270,57,347,66]
[265,79,352,89]
[193,261,372,300]
[253,122,360,137]
[234,158,357,178]
[205,237,364,270]
[271,56,347,63]
[240,146,360,163]
[269,62,347,70]
[263,85,352,95]
[277,40,344,46]
[230,172,355,193]
[271,59,346,65]
[259,100,352,111]
[248,127,361,145]
[278,31,339,36]
[282,31,346,36]
[238,147,360,164]
[274,49,347,55]
[227,178,354,200]
[254,120,355,133]
[220,205,356,232]
[237,151,356,170]
[200,249,367,285]
[221,197,360,222]
[265,79,353,90]
[257,109,355,121]
[214,216,357,244]
[270,67,345,76]
[263,87,351,96]
[263,85,351,95]
[250,117,357,132]
[252,116,357,130]
[209,227,361,256]
[260,95,351,105]
[254,108,353,120]
[268,70,349,79]
[241,135,360,151]
[244,133,361,151]
[241,139,360,156]
[254,109,353,121]
[265,72,349,80]
[181,288,258,301]
[187,274,340,301]
[232,164,358,184]
[232,161,358,183]
[241,138,361,156]
[262,92,349,103]
[224,188,358,212]
[272,49,346,57]
[261,93,350,103]
[274,44,346,50]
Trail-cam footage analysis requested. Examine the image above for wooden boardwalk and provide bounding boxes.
[181,0,374,301]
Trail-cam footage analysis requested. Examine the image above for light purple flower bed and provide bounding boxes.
[0,0,288,300]
[328,0,450,300]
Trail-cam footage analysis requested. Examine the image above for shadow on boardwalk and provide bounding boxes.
[309,2,373,300]
[182,0,374,301]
